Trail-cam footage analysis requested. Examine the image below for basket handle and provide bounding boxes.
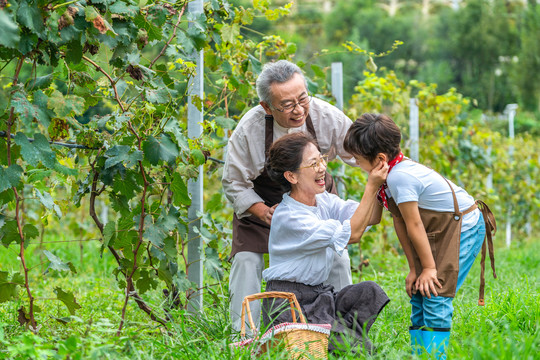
[240,291,307,338]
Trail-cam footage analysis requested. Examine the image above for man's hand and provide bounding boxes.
[247,203,278,226]
[261,204,278,225]
[415,267,442,299]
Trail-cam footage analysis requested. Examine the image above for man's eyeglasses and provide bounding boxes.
[298,154,329,171]
[271,95,312,114]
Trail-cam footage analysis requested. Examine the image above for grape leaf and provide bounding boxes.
[103,221,117,248]
[171,172,191,206]
[143,134,179,165]
[43,250,76,273]
[12,90,49,126]
[35,189,62,218]
[17,0,45,37]
[205,247,224,280]
[105,145,143,169]
[0,10,20,49]
[0,220,21,247]
[47,90,85,117]
[14,132,57,169]
[54,287,81,315]
[0,165,23,192]
[0,271,23,303]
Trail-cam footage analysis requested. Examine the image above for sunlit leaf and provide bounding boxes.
[35,189,62,218]
[190,149,206,166]
[171,172,191,206]
[43,250,76,274]
[47,90,85,117]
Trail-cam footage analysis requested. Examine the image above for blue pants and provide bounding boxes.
[410,213,486,329]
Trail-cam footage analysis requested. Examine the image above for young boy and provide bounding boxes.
[343,113,496,360]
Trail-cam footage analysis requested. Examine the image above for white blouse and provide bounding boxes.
[263,191,359,285]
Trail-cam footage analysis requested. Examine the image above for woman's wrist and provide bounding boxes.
[364,182,379,194]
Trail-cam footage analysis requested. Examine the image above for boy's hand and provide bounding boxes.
[415,268,442,298]
[367,160,388,188]
[405,270,417,298]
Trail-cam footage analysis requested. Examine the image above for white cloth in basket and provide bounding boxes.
[231,323,331,349]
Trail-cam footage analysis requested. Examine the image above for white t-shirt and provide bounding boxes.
[263,192,359,285]
[386,160,480,232]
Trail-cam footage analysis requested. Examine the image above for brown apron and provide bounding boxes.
[230,114,337,258]
[387,172,496,301]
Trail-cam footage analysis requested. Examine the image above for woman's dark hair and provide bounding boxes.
[343,113,402,162]
[265,132,319,192]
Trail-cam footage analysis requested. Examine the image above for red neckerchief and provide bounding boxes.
[377,152,404,210]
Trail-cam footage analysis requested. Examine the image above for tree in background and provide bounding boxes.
[512,1,540,113]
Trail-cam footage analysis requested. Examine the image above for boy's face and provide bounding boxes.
[354,154,383,173]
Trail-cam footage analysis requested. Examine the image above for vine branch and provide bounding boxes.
[149,1,188,69]
[7,56,38,332]
[82,55,126,112]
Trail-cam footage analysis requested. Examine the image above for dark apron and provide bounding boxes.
[230,114,337,258]
[386,176,478,298]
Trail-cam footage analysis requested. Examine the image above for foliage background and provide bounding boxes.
[0,0,538,358]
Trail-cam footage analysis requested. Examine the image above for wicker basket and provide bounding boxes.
[239,291,330,360]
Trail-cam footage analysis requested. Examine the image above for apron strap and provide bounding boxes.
[442,177,461,216]
[476,200,497,306]
[264,114,274,156]
[304,114,316,138]
[462,203,478,215]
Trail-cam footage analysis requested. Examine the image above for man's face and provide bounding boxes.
[261,73,310,129]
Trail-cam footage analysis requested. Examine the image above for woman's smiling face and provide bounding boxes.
[288,142,327,205]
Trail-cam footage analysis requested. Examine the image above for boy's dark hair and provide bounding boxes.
[265,132,319,192]
[343,113,402,162]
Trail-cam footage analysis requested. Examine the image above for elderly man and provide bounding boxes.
[222,60,357,332]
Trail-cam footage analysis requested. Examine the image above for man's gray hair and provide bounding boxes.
[256,60,307,104]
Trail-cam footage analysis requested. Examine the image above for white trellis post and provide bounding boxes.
[484,114,493,190]
[504,103,518,247]
[331,62,346,196]
[187,0,204,312]
[409,98,419,161]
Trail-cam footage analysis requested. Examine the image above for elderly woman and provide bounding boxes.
[262,132,390,353]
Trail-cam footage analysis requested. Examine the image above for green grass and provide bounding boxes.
[0,236,538,359]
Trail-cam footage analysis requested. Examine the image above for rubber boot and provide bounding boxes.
[409,326,424,356]
[422,328,450,360]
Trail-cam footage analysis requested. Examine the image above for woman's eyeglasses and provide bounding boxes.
[298,154,329,171]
